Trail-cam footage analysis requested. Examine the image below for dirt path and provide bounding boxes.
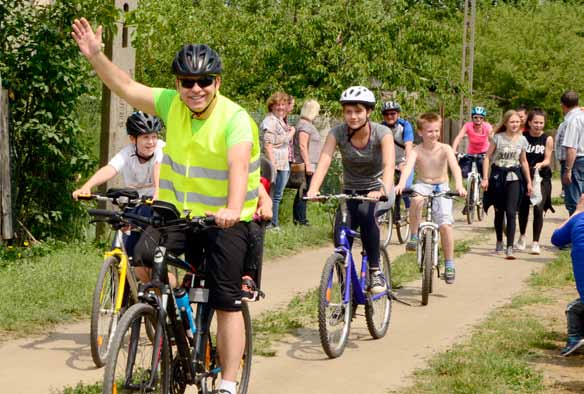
[0,186,567,393]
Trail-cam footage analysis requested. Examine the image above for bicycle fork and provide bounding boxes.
[416,223,439,270]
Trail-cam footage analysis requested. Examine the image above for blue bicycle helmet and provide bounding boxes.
[471,106,487,117]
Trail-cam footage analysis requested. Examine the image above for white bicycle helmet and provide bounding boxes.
[339,86,376,108]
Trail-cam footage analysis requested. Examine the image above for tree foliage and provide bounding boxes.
[0,0,118,239]
[129,0,463,115]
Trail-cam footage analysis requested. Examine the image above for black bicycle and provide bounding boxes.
[91,203,252,394]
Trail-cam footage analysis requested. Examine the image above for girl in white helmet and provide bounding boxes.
[307,86,395,293]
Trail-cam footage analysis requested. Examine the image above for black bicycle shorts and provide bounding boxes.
[134,221,255,312]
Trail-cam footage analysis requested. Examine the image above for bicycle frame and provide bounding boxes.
[416,198,440,270]
[335,199,389,306]
[105,230,139,314]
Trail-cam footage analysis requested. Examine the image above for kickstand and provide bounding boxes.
[389,291,412,306]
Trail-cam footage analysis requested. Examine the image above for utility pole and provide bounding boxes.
[97,0,137,238]
[459,0,476,123]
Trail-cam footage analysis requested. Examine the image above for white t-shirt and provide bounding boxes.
[108,140,166,196]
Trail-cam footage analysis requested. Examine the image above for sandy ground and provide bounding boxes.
[0,184,568,394]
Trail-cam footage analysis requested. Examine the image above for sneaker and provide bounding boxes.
[444,266,455,284]
[495,242,504,255]
[531,243,541,255]
[266,224,280,231]
[515,236,526,251]
[369,270,387,294]
[505,246,516,260]
[406,237,418,252]
[241,276,259,302]
[561,336,584,356]
[211,390,234,394]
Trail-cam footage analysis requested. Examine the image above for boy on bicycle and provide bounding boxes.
[395,112,466,284]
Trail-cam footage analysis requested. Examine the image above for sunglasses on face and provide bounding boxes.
[179,76,216,89]
[383,111,399,116]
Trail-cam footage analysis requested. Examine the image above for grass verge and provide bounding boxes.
[390,250,573,394]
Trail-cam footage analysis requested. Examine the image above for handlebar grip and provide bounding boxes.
[88,208,117,217]
[77,194,94,201]
[447,191,461,197]
[379,195,388,202]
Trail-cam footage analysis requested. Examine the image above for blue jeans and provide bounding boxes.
[564,157,584,215]
[271,169,290,226]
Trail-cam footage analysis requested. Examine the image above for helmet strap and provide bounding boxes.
[190,91,218,119]
[134,145,154,162]
[347,120,370,142]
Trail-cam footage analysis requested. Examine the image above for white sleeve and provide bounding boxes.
[108,149,127,172]
[154,140,166,163]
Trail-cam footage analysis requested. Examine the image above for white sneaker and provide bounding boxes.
[515,236,526,251]
[531,243,541,255]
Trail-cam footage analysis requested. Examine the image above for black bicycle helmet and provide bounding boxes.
[381,101,401,112]
[172,44,223,76]
[126,111,163,137]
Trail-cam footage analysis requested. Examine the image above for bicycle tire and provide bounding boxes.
[90,255,121,368]
[102,303,170,394]
[378,209,393,247]
[201,303,253,394]
[365,248,392,339]
[395,196,410,244]
[421,232,433,306]
[466,179,476,225]
[318,253,351,358]
[476,180,484,221]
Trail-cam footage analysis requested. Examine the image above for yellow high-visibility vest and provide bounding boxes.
[158,93,260,221]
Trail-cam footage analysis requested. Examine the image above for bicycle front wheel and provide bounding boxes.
[421,232,433,306]
[102,303,170,394]
[318,253,352,358]
[476,180,484,221]
[201,303,252,394]
[466,179,476,224]
[378,209,393,247]
[365,248,392,339]
[90,255,121,368]
[394,196,410,244]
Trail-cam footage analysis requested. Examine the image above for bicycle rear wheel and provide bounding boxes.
[102,303,170,394]
[90,255,121,368]
[318,253,351,358]
[394,196,410,244]
[365,248,392,339]
[421,232,433,306]
[201,303,252,394]
[378,209,393,247]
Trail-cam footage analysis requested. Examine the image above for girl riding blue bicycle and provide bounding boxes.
[307,86,395,294]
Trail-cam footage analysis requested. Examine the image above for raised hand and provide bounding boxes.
[71,18,103,59]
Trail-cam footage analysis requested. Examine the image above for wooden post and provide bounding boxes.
[97,0,137,239]
[0,87,14,241]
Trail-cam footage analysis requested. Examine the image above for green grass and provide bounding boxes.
[263,188,335,259]
[391,243,573,394]
[0,243,102,334]
[60,382,102,394]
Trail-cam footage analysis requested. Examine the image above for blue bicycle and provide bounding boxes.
[308,194,393,358]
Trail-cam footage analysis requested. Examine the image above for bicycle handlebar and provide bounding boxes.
[304,194,388,202]
[400,189,459,198]
[77,192,146,207]
[88,208,216,229]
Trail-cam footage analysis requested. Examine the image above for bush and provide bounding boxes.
[0,0,118,240]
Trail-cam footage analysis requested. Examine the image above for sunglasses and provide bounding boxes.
[382,111,399,116]
[179,76,216,89]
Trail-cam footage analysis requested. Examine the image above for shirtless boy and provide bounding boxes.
[395,112,466,284]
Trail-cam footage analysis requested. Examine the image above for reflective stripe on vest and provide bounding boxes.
[158,93,260,220]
